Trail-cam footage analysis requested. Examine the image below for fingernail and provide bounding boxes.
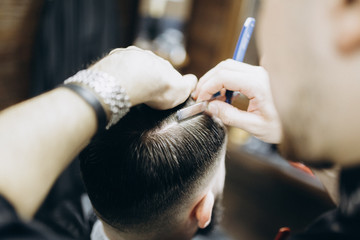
[191,92,196,100]
[208,103,218,117]
[204,219,211,228]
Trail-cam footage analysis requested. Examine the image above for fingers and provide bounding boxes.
[108,46,141,55]
[208,100,283,143]
[147,74,198,110]
[193,59,260,100]
[207,101,262,131]
[182,74,198,95]
[197,69,261,102]
[106,47,197,110]
[172,74,198,107]
[191,60,282,143]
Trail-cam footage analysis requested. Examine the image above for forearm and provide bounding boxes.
[0,46,196,220]
[0,88,97,219]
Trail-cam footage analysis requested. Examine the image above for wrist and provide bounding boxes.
[62,69,131,130]
[89,50,152,107]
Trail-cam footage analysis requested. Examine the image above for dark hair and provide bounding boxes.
[80,100,226,232]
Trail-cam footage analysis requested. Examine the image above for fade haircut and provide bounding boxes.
[80,99,226,233]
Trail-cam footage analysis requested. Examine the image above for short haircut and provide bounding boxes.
[80,100,226,233]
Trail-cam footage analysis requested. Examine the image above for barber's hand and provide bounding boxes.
[90,46,197,110]
[193,59,282,144]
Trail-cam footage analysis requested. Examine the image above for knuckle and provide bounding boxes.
[198,77,206,85]
[218,60,228,67]
[219,108,233,125]
[145,50,155,55]
[109,48,120,54]
[163,59,172,67]
[163,80,173,91]
[127,46,140,51]
[216,69,227,80]
[257,67,269,79]
[198,92,208,101]
[222,117,234,126]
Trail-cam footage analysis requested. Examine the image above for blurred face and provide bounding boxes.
[258,0,360,167]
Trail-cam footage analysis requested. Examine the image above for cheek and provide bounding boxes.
[257,1,273,58]
[267,73,289,118]
[258,1,292,105]
[258,0,287,56]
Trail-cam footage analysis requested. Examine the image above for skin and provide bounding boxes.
[195,0,360,168]
[258,0,360,167]
[2,0,359,235]
[193,60,282,143]
[0,46,197,219]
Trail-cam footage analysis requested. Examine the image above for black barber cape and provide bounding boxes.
[290,166,360,240]
[1,167,360,239]
[0,193,96,240]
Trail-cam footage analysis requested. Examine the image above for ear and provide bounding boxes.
[333,0,360,53]
[194,191,214,229]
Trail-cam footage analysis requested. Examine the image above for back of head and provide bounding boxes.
[80,99,226,234]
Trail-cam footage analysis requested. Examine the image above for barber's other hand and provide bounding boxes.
[90,46,197,110]
[193,59,282,144]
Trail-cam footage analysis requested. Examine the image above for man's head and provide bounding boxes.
[80,100,227,240]
[258,0,360,167]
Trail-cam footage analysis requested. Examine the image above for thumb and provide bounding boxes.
[181,74,198,94]
[167,74,198,108]
[208,101,261,131]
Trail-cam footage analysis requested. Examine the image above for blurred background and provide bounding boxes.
[0,0,335,239]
